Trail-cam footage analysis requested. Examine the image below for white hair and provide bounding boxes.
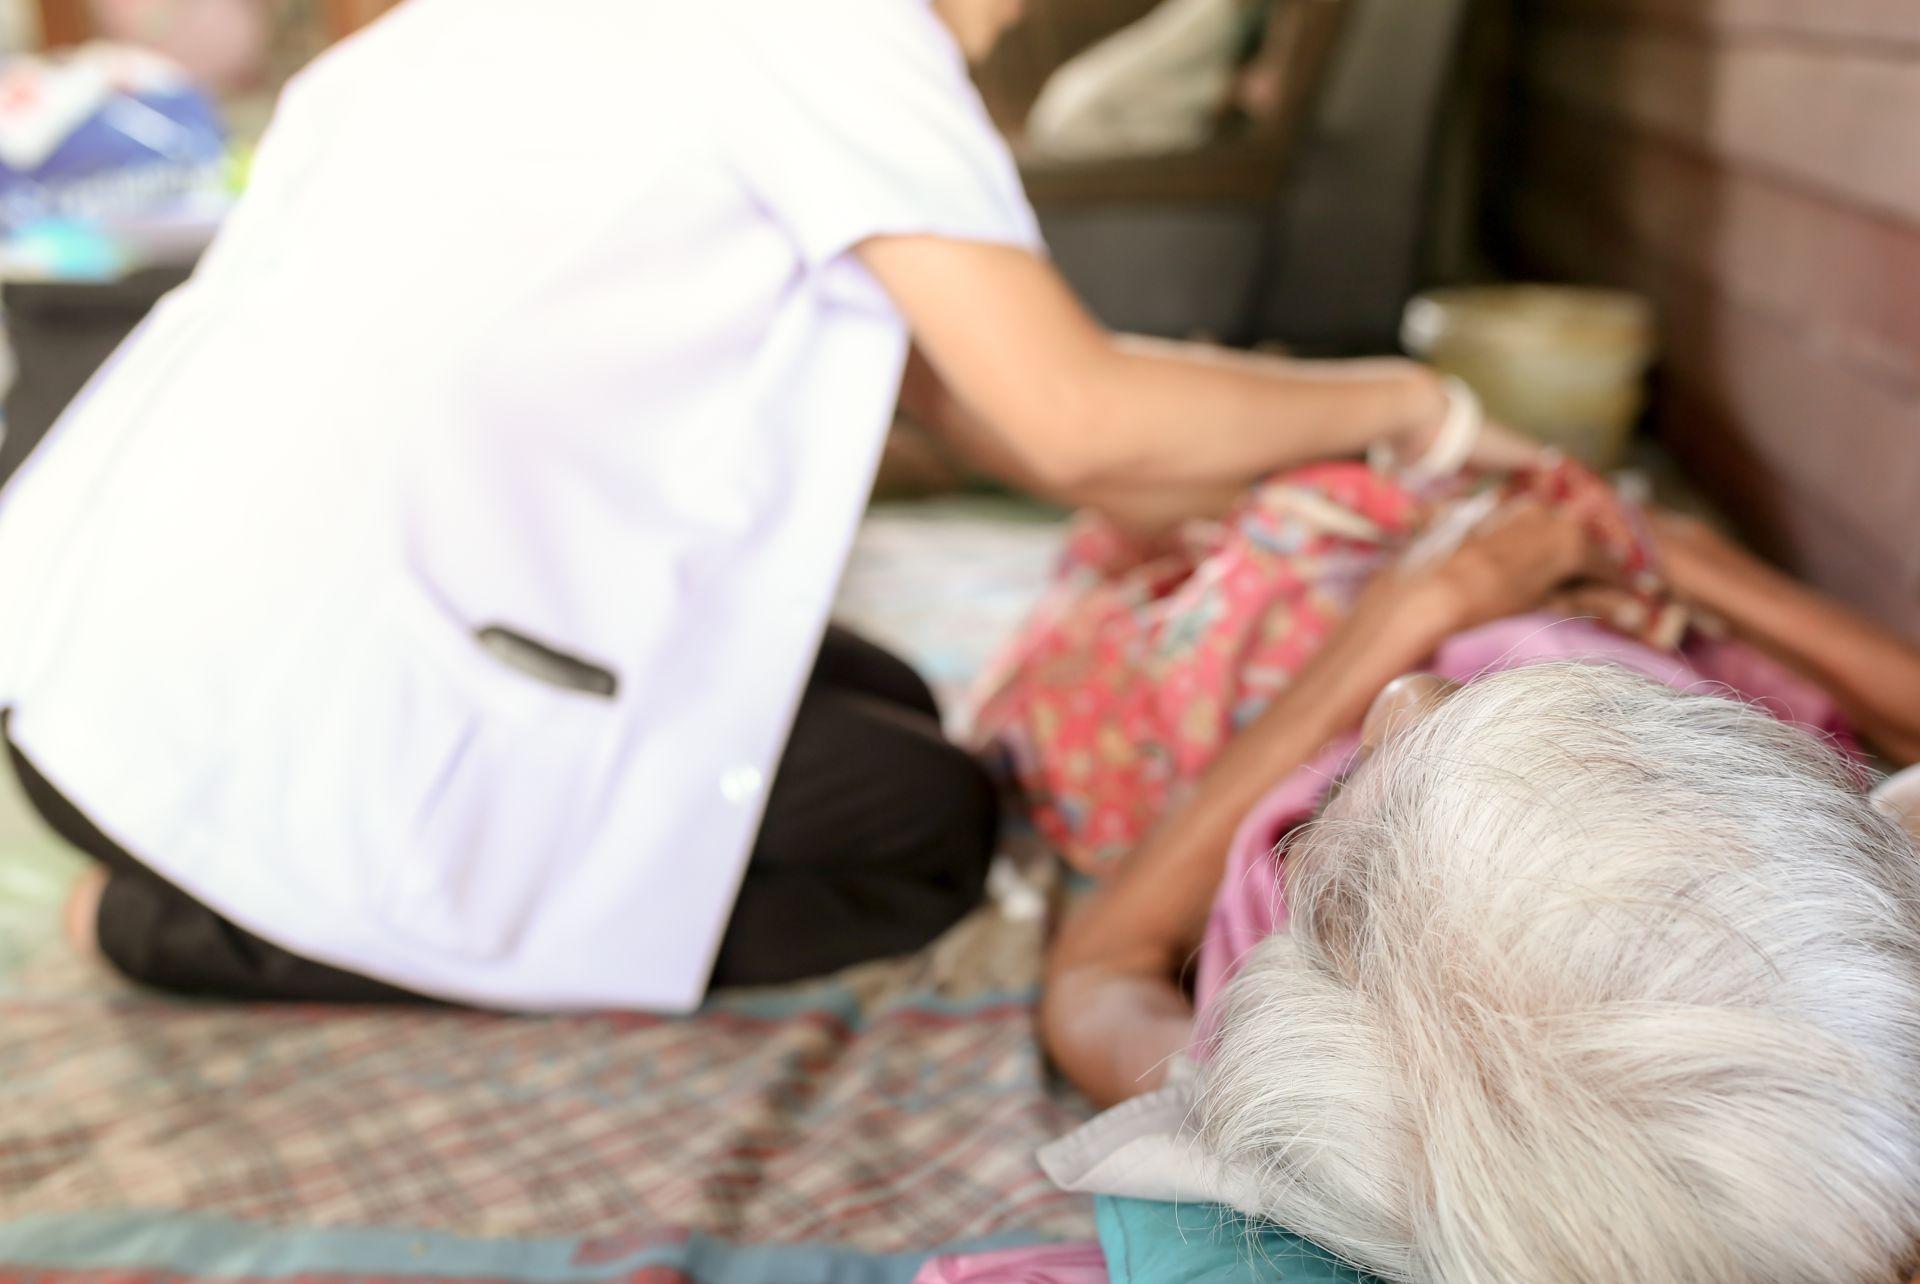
[1198,662,1920,1284]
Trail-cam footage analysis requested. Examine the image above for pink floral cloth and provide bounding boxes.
[974,460,1848,876]
[973,463,1418,872]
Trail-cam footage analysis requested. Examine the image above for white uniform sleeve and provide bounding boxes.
[710,0,1043,268]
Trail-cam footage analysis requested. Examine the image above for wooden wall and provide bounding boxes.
[974,0,1162,131]
[32,0,86,45]
[32,0,400,49]
[317,0,400,41]
[1499,0,1920,635]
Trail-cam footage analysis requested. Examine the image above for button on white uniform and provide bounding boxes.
[720,765,764,805]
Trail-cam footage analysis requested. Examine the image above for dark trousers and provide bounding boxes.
[6,625,996,1003]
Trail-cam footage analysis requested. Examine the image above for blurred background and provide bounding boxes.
[0,0,1913,635]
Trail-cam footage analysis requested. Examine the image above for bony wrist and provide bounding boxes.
[1361,566,1467,650]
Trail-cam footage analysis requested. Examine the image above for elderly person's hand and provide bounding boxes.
[1357,491,1622,647]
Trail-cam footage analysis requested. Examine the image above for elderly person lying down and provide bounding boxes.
[1041,496,1920,1284]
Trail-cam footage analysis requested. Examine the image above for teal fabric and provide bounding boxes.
[1095,1197,1384,1284]
[0,1209,1052,1284]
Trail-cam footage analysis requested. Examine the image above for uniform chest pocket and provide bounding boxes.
[474,626,618,699]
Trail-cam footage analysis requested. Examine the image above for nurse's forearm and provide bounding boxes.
[899,345,1242,531]
[1077,337,1446,488]
[866,237,1445,492]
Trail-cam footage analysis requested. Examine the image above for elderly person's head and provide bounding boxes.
[1201,662,1920,1283]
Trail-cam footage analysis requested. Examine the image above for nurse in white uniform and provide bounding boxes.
[0,0,1486,1012]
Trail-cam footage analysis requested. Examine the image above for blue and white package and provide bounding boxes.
[0,44,228,234]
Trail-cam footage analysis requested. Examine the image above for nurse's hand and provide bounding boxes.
[1463,418,1548,474]
[1365,360,1547,483]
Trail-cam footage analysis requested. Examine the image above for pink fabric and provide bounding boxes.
[973,463,1417,872]
[972,459,1795,876]
[1192,613,1855,1023]
[1193,733,1358,1023]
[911,1242,1108,1283]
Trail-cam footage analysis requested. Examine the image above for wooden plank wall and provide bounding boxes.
[1499,0,1920,635]
[975,0,1163,131]
[32,0,89,46]
[319,0,403,42]
[32,0,401,50]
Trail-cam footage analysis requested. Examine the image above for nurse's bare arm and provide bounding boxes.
[863,237,1449,494]
[897,344,1242,533]
[1564,511,1920,766]
[1042,500,1616,1108]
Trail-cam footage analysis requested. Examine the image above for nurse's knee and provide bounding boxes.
[905,737,999,895]
[89,871,181,989]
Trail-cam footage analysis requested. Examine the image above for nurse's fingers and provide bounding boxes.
[1464,418,1547,474]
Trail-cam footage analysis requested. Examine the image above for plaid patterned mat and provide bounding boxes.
[0,504,1090,1274]
[1,902,1089,1250]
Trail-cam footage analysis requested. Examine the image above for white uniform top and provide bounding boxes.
[0,0,1039,1010]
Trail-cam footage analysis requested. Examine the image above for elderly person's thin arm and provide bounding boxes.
[1650,513,1920,766]
[1042,579,1457,1106]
